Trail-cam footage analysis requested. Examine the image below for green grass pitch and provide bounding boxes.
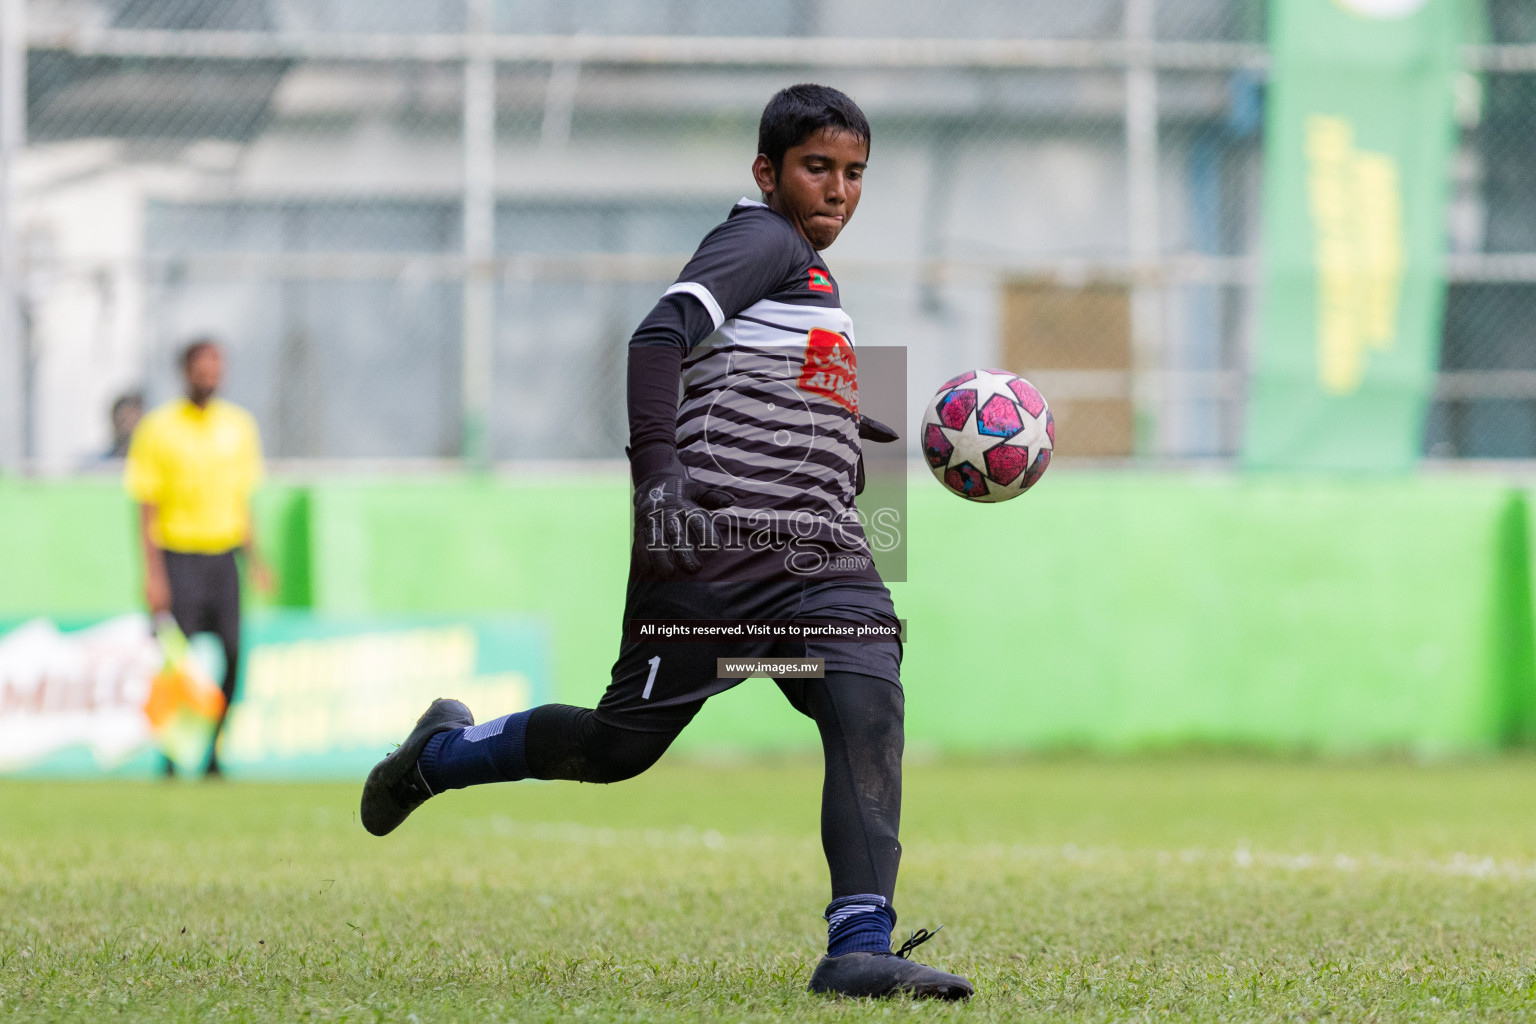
[4,755,1536,1022]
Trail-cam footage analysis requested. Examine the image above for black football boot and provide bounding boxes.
[808,928,974,1000]
[359,698,474,837]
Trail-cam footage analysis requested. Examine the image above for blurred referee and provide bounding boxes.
[124,338,271,778]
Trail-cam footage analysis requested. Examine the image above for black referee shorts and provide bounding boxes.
[595,575,902,733]
[163,549,242,702]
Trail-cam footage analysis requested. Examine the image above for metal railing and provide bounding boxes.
[2,1,1535,468]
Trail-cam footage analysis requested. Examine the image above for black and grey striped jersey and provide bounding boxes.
[637,197,875,581]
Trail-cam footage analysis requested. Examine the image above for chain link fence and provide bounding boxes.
[2,0,1533,469]
[1431,0,1536,459]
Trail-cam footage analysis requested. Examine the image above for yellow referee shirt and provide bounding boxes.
[124,398,265,554]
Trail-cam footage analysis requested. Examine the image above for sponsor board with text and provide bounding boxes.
[0,613,547,778]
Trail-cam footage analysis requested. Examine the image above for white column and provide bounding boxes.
[461,0,495,467]
[0,0,23,469]
[1124,0,1163,457]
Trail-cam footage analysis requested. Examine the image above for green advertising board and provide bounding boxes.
[1246,0,1462,471]
[220,614,547,779]
[0,613,548,779]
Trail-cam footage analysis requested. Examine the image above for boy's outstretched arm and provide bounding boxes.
[627,294,734,578]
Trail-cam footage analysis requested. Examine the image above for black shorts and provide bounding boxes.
[163,548,242,698]
[596,576,903,733]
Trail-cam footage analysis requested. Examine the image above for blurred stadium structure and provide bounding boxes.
[0,0,1533,469]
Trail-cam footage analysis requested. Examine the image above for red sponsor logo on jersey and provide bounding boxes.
[808,268,835,294]
[797,327,858,414]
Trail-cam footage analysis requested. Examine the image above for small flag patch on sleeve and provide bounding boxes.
[808,268,834,293]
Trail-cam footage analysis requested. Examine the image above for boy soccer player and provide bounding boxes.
[361,84,973,1001]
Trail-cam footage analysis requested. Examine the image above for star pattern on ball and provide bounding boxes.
[952,368,1024,408]
[1000,407,1053,469]
[935,401,1000,479]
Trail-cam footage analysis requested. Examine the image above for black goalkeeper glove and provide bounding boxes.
[855,414,900,496]
[629,442,736,578]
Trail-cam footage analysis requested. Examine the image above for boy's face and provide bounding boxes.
[753,128,867,251]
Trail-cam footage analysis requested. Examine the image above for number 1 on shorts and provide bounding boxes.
[642,655,661,700]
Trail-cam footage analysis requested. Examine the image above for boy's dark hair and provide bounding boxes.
[758,84,871,174]
[180,336,219,372]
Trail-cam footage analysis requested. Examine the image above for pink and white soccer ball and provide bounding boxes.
[921,369,1054,502]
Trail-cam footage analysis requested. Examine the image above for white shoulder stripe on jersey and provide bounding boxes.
[734,298,855,344]
[736,196,768,209]
[665,281,725,330]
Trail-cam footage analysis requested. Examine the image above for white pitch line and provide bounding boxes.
[453,820,1536,881]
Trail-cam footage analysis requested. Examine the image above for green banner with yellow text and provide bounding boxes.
[1246,0,1461,471]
